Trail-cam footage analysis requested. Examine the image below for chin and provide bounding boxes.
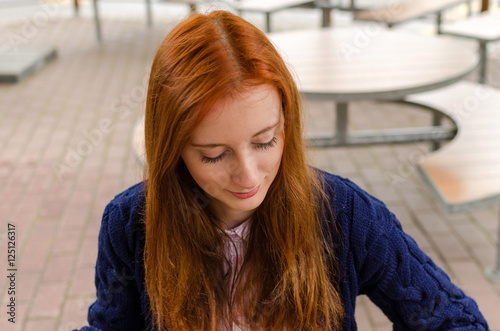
[228,193,265,212]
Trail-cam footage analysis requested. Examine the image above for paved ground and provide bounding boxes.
[0,1,499,330]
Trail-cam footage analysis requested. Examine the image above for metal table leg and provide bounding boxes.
[485,204,500,283]
[478,40,487,84]
[146,0,152,27]
[322,7,332,27]
[265,12,271,33]
[336,102,348,145]
[93,0,102,43]
[74,0,79,16]
[436,12,442,34]
[431,111,443,151]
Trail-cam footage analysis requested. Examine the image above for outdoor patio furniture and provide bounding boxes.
[73,0,198,42]
[267,27,478,146]
[354,0,471,34]
[0,46,57,83]
[406,81,500,283]
[231,0,316,32]
[441,10,500,84]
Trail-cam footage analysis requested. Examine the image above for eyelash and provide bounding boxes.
[200,137,278,164]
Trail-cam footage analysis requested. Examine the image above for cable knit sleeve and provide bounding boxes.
[74,197,147,331]
[345,182,489,330]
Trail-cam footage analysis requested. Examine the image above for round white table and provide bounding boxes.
[268,27,478,146]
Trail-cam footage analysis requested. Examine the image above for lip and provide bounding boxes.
[229,185,261,199]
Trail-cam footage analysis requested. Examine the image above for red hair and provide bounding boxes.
[143,11,343,330]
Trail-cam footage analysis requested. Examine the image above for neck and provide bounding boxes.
[209,198,255,230]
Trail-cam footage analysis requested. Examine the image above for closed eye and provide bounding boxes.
[200,137,277,164]
[200,152,226,164]
[255,137,277,150]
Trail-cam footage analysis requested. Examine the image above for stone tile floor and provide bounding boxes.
[0,1,499,330]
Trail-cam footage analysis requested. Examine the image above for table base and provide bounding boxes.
[307,126,455,147]
[308,101,455,148]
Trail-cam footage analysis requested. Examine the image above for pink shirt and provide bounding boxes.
[223,219,251,331]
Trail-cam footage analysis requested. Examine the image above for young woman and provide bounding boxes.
[76,10,489,331]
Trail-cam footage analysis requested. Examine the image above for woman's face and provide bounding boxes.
[181,85,285,229]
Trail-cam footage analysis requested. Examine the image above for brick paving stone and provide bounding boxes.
[38,196,67,220]
[414,209,451,234]
[430,232,471,262]
[471,245,497,271]
[404,226,434,251]
[470,207,499,233]
[425,250,448,273]
[51,233,81,257]
[58,296,96,331]
[355,295,375,330]
[19,237,52,274]
[29,282,67,319]
[68,267,96,298]
[443,211,472,225]
[43,254,75,283]
[454,222,495,248]
[16,271,40,304]
[28,219,58,244]
[359,166,389,186]
[385,204,414,229]
[473,293,500,329]
[343,174,370,192]
[24,318,58,331]
[447,260,497,295]
[349,146,376,166]
[354,304,373,330]
[76,237,98,270]
[333,158,359,176]
[369,183,403,206]
[401,186,438,209]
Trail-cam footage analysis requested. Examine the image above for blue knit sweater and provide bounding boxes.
[76,170,489,330]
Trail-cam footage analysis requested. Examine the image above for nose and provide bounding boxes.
[230,153,259,190]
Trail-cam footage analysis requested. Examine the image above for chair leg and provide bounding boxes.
[478,40,487,84]
[431,111,443,151]
[322,7,332,27]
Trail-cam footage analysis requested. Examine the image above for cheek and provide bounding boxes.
[187,163,230,197]
[263,142,284,173]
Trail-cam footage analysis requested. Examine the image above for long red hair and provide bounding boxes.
[143,11,343,330]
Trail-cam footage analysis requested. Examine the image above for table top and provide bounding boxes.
[441,11,500,42]
[268,27,478,102]
[233,0,315,12]
[354,0,469,24]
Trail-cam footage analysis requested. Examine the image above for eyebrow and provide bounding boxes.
[191,120,280,148]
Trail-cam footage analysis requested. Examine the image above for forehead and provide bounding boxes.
[191,85,282,142]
